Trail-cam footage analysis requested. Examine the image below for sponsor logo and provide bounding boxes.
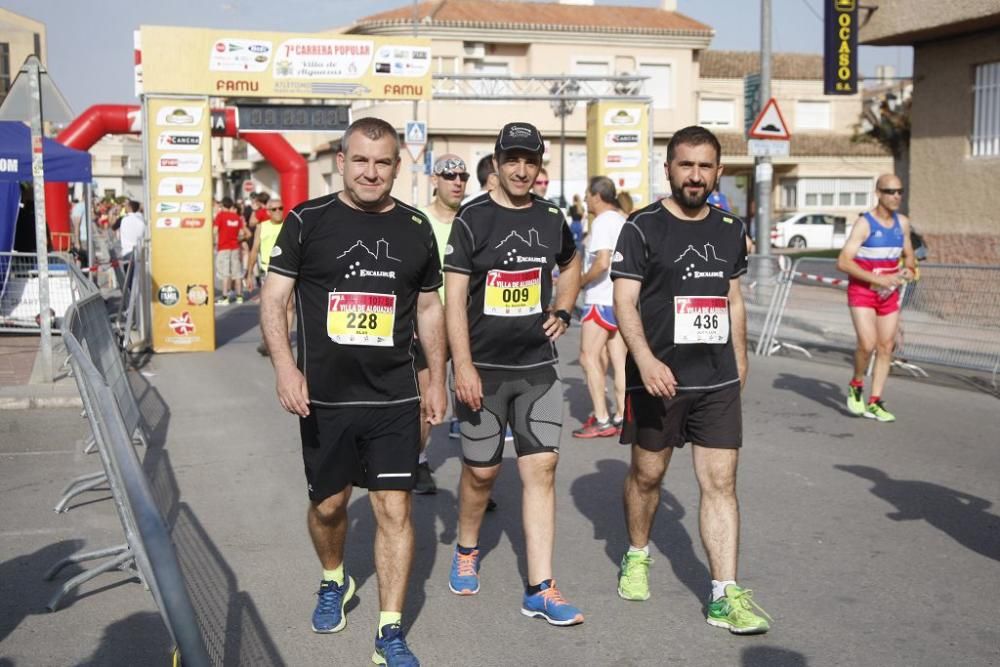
[156,217,203,230]
[0,158,20,172]
[210,39,272,72]
[156,202,181,213]
[675,243,727,281]
[168,311,196,335]
[515,256,546,263]
[157,177,204,197]
[610,171,642,190]
[180,217,205,228]
[186,284,209,306]
[156,106,203,126]
[359,269,397,279]
[157,284,180,306]
[157,131,202,150]
[156,217,181,229]
[723,216,733,224]
[158,153,204,173]
[337,238,401,280]
[270,246,282,257]
[605,108,641,126]
[605,131,641,147]
[444,244,454,255]
[612,251,624,263]
[214,79,260,92]
[605,150,642,168]
[693,270,725,279]
[411,215,423,224]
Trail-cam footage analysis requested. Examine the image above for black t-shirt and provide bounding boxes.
[611,201,748,392]
[268,193,442,407]
[444,194,576,370]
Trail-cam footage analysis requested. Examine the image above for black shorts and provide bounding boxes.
[300,402,421,501]
[620,383,742,451]
[455,366,563,467]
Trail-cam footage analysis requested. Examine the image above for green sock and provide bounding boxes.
[322,564,344,585]
[378,611,402,636]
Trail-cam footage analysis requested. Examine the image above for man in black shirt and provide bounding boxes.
[261,117,445,666]
[444,122,584,626]
[611,126,771,634]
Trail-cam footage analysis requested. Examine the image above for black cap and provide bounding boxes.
[494,122,544,157]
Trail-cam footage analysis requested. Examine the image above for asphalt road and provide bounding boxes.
[1,303,998,666]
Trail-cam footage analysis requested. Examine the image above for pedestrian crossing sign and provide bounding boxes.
[405,121,427,146]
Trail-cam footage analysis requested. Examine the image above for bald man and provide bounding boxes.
[836,174,916,422]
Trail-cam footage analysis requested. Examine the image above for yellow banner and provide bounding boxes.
[586,101,650,209]
[146,96,216,353]
[139,25,432,101]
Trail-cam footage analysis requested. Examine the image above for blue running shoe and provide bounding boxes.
[373,623,420,666]
[448,547,481,595]
[520,580,584,626]
[311,577,355,633]
[505,426,514,442]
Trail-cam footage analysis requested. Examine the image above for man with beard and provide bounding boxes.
[444,122,584,625]
[611,126,771,634]
[261,117,446,667]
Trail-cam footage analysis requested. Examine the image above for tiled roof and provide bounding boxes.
[354,0,714,35]
[717,133,892,158]
[700,51,824,80]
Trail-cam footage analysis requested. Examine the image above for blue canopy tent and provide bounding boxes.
[0,120,93,254]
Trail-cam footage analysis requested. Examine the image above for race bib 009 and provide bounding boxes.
[674,296,729,344]
[484,268,542,317]
[327,292,396,346]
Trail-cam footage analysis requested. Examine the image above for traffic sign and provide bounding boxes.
[405,120,426,161]
[748,98,790,140]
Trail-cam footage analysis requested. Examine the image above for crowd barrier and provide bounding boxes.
[55,329,210,666]
[0,251,96,333]
[739,255,793,356]
[760,257,1000,387]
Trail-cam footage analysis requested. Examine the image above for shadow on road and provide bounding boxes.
[0,540,84,644]
[571,458,711,602]
[742,645,809,666]
[78,611,172,666]
[836,464,1000,562]
[215,303,264,348]
[343,486,458,633]
[772,372,854,417]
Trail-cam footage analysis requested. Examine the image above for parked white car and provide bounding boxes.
[770,212,848,249]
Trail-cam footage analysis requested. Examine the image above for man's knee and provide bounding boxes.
[875,337,894,356]
[519,453,558,485]
[464,463,501,488]
[698,464,737,499]
[312,490,350,523]
[370,490,412,530]
[579,345,599,373]
[629,457,666,493]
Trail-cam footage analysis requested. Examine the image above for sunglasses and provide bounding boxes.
[534,180,550,186]
[878,188,904,195]
[439,172,470,182]
[268,206,283,211]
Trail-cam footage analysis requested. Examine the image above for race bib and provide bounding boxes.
[674,296,729,344]
[484,268,542,317]
[327,292,396,346]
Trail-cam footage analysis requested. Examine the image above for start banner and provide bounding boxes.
[138,25,432,101]
[145,96,216,353]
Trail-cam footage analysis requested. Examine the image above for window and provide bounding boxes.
[638,62,672,109]
[572,59,610,77]
[782,178,871,209]
[795,100,831,130]
[699,98,735,127]
[972,61,1000,157]
[0,43,10,96]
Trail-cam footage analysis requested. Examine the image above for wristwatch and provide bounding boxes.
[554,309,572,326]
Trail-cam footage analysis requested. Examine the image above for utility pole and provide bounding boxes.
[28,57,53,382]
[411,0,420,206]
[755,0,773,258]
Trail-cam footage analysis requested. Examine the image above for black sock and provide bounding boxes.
[457,544,477,555]
[526,579,553,595]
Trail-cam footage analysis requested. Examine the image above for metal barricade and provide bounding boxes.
[765,257,853,357]
[54,292,147,513]
[740,255,793,356]
[116,240,145,352]
[0,251,86,332]
[55,330,211,667]
[894,264,1000,385]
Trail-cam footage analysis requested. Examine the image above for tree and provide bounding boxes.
[854,87,912,214]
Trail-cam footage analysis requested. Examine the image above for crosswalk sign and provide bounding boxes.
[405,121,427,145]
[748,98,790,140]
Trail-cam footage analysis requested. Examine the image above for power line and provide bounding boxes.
[799,0,823,21]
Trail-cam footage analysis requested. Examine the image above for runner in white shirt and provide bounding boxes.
[118,200,146,257]
[573,176,628,438]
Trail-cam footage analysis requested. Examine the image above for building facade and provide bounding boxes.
[0,8,47,106]
[861,0,1000,263]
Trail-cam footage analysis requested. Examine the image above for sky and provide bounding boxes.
[7,0,912,114]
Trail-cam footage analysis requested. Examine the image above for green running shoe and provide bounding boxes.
[706,585,772,635]
[863,400,896,422]
[617,551,652,601]
[846,385,865,415]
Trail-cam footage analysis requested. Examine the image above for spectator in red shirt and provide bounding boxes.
[214,196,248,304]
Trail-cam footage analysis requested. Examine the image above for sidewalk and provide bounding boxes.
[0,334,82,410]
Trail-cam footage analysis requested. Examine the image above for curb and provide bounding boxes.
[0,395,84,410]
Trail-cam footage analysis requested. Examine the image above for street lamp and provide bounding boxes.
[549,79,580,209]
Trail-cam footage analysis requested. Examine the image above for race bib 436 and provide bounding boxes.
[327,292,396,346]
[674,296,729,344]
[485,268,542,317]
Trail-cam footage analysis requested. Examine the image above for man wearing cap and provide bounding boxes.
[411,154,472,493]
[443,122,584,626]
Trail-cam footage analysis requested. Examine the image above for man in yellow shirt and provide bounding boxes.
[247,196,294,356]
